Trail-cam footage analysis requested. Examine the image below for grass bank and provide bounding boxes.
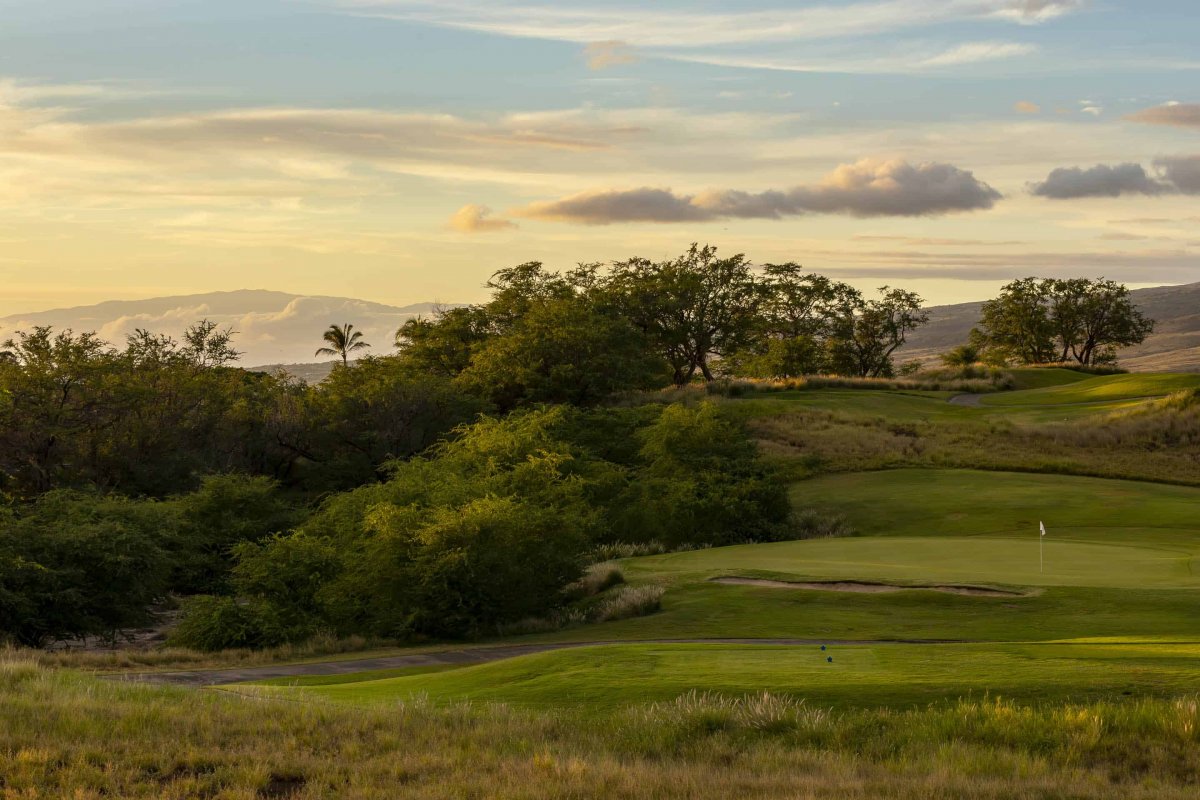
[3,656,1199,799]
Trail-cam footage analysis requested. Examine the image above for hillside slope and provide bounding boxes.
[899,281,1200,371]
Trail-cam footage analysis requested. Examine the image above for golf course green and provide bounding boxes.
[258,450,1200,712]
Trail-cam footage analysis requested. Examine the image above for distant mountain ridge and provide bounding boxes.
[899,281,1200,372]
[6,282,1199,377]
[0,290,452,367]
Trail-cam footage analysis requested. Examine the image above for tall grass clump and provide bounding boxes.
[591,585,666,622]
[586,541,668,561]
[565,562,626,599]
[784,508,856,539]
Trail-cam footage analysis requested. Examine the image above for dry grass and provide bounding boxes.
[7,634,402,673]
[751,404,1200,486]
[591,585,666,622]
[3,658,1199,798]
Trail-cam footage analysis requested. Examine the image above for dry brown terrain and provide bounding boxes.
[899,281,1200,371]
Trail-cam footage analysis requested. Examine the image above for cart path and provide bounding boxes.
[948,393,984,407]
[120,638,961,686]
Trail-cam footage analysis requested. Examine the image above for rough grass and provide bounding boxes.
[744,388,1200,485]
[11,634,406,673]
[4,657,1200,799]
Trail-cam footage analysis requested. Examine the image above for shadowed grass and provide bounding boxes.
[5,656,1200,798]
[271,641,1200,712]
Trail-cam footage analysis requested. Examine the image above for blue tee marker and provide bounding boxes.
[820,645,826,651]
[827,656,833,663]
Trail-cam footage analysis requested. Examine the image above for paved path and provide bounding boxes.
[948,393,984,407]
[122,638,958,686]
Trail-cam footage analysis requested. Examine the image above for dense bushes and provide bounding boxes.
[0,492,175,646]
[0,479,305,647]
[171,403,790,649]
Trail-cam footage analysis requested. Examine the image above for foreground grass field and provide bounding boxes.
[4,655,1200,799]
[9,370,1200,798]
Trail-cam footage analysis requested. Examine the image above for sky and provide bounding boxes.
[1,0,1198,315]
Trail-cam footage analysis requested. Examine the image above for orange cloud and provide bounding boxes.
[449,204,517,233]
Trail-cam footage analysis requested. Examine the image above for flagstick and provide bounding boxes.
[1040,531,1043,573]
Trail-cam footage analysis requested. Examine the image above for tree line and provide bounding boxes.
[0,244,1155,648]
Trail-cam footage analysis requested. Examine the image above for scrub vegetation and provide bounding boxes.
[2,248,1196,797]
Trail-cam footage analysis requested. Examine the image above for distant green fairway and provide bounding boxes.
[787,469,1200,543]
[531,469,1200,644]
[982,372,1200,407]
[628,469,1200,590]
[628,536,1198,589]
[240,465,1200,717]
[264,641,1200,712]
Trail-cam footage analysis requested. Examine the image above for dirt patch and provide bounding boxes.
[948,393,984,407]
[710,576,1031,597]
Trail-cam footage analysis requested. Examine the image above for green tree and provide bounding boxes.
[0,328,121,494]
[457,297,663,409]
[1045,278,1154,365]
[394,306,491,377]
[940,343,982,367]
[975,277,1153,366]
[169,474,304,595]
[606,244,761,385]
[315,323,370,365]
[826,287,929,377]
[0,491,175,646]
[612,403,789,547]
[975,278,1058,365]
[731,263,861,378]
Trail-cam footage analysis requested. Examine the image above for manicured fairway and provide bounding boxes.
[238,467,1200,718]
[627,535,1197,589]
[786,469,1200,543]
[267,641,1200,712]
[982,373,1200,407]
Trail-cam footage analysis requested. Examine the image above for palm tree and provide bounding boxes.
[315,323,370,366]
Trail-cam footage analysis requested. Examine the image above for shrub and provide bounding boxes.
[784,508,855,539]
[587,541,668,561]
[592,585,665,622]
[169,596,291,651]
[565,563,625,600]
[0,491,175,646]
[169,474,304,595]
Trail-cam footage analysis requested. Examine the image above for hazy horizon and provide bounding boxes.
[2,1,1197,315]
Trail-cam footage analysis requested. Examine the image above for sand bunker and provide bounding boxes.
[710,577,1030,598]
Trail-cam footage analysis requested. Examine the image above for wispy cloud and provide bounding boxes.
[918,41,1035,67]
[337,1,1082,46]
[449,204,517,232]
[334,1,1077,73]
[1126,102,1200,129]
[583,40,638,70]
[512,159,1002,224]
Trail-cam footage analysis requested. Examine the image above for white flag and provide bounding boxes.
[1040,521,1046,537]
